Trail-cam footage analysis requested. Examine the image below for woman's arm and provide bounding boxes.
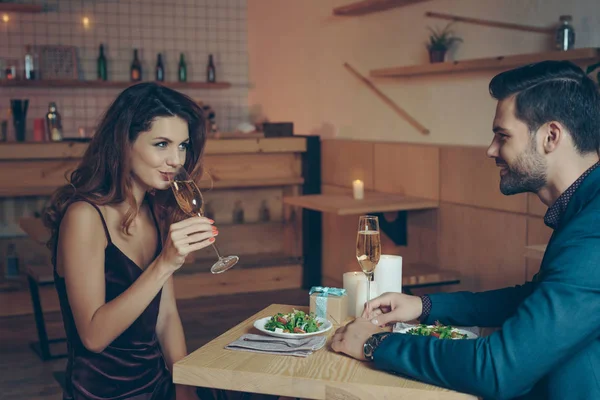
[59,202,173,353]
[156,276,187,371]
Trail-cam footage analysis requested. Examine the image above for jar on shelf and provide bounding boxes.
[258,200,270,222]
[232,200,244,224]
[555,15,575,51]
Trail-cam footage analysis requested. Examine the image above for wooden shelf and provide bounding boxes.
[0,79,231,89]
[333,0,431,16]
[283,193,438,215]
[0,137,307,160]
[0,3,43,13]
[524,244,546,260]
[0,178,304,197]
[370,48,600,78]
[199,177,304,190]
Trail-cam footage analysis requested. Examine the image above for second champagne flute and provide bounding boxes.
[169,165,239,274]
[356,215,381,314]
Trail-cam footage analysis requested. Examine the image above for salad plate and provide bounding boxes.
[395,323,478,340]
[253,309,332,339]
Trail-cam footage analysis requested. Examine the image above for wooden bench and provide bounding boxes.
[25,263,67,361]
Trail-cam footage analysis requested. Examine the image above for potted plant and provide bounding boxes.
[586,62,600,84]
[426,23,463,63]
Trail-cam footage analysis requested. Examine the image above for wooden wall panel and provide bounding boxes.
[440,146,527,213]
[0,265,303,317]
[438,203,527,292]
[321,140,374,189]
[527,193,547,217]
[201,153,301,183]
[373,143,440,200]
[321,184,439,287]
[526,216,553,281]
[0,160,78,196]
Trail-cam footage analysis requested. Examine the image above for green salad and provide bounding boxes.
[406,322,468,339]
[264,310,322,334]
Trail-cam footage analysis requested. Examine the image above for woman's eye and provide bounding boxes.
[155,141,168,148]
[179,143,189,150]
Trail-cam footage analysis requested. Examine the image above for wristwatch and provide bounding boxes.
[363,332,392,361]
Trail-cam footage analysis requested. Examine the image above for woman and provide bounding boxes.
[44,83,212,400]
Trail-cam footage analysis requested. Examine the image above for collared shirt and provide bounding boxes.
[544,161,600,229]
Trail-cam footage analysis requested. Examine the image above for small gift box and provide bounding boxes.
[309,286,348,326]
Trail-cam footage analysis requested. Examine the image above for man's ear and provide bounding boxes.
[541,121,564,154]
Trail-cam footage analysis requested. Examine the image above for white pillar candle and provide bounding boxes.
[374,254,403,295]
[352,179,364,200]
[355,280,379,318]
[343,271,367,317]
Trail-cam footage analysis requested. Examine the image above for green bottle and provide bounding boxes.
[178,53,187,82]
[97,44,107,81]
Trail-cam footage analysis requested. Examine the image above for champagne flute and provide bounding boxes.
[169,165,239,274]
[356,215,381,313]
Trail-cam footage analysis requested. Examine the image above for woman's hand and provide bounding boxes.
[159,216,217,271]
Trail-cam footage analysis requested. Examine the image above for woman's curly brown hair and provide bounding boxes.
[43,83,206,263]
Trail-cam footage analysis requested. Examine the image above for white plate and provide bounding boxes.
[253,316,333,339]
[395,325,478,339]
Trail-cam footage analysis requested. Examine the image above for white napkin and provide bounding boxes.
[225,334,327,357]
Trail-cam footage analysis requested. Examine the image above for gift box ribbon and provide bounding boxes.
[309,287,346,319]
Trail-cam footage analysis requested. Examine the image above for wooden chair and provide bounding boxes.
[18,217,66,361]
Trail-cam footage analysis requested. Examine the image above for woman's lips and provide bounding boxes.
[159,172,173,181]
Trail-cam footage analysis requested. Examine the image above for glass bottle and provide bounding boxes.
[258,200,270,222]
[130,49,142,82]
[155,53,165,82]
[207,54,216,83]
[24,45,36,80]
[97,44,107,81]
[178,53,187,82]
[232,200,244,224]
[204,201,215,221]
[556,15,575,51]
[4,243,19,280]
[46,102,63,142]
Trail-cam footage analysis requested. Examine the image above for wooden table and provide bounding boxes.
[282,193,439,215]
[174,304,476,400]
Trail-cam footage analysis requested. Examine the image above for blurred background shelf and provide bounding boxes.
[0,79,231,89]
[0,3,43,13]
[332,0,431,16]
[370,48,600,78]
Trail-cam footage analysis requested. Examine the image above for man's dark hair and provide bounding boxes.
[489,60,600,154]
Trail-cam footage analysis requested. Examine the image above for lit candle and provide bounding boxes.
[343,271,366,317]
[352,179,364,200]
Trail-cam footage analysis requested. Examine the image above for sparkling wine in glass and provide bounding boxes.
[356,215,381,312]
[169,165,239,274]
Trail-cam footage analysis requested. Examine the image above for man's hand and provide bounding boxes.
[362,292,423,327]
[331,318,383,361]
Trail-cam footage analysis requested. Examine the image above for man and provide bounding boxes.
[331,60,600,400]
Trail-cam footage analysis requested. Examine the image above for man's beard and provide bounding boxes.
[499,143,547,196]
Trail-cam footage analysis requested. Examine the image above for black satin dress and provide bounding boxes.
[53,202,173,400]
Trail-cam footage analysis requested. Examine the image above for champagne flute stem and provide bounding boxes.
[366,275,371,310]
[196,212,223,260]
[211,242,223,260]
